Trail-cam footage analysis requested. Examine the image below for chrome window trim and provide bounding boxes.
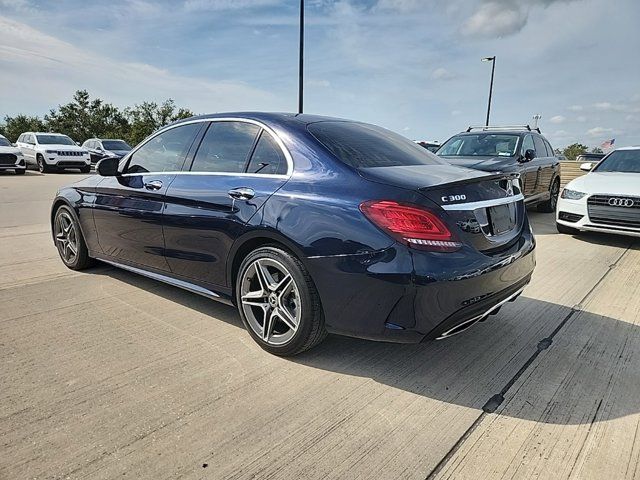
[120,117,294,177]
[441,193,525,211]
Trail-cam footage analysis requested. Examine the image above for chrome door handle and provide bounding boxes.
[144,180,163,191]
[228,187,255,200]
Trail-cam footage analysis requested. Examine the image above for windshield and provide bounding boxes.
[36,134,75,145]
[437,133,520,157]
[308,121,444,169]
[593,150,640,173]
[0,137,11,147]
[102,140,131,151]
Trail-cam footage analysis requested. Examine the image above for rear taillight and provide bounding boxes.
[360,200,461,252]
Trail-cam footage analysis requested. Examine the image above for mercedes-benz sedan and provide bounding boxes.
[51,113,536,356]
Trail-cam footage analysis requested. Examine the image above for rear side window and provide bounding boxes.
[246,131,288,175]
[544,139,555,157]
[191,121,260,173]
[125,123,200,174]
[308,121,443,169]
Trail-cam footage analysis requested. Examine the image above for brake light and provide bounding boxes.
[360,200,461,252]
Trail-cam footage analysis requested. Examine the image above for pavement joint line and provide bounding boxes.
[424,242,634,480]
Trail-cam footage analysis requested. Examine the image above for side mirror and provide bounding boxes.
[580,162,593,172]
[96,156,120,176]
[524,149,536,161]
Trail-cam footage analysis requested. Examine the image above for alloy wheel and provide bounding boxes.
[240,258,301,346]
[550,180,560,210]
[37,156,44,173]
[55,211,78,265]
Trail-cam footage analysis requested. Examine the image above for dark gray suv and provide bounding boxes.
[437,125,561,212]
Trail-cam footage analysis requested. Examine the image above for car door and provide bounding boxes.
[532,134,553,196]
[162,120,291,288]
[21,134,37,166]
[92,122,203,271]
[86,140,100,163]
[518,134,539,199]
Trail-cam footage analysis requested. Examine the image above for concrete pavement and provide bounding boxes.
[1,171,638,479]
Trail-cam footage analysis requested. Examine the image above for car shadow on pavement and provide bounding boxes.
[98,264,639,426]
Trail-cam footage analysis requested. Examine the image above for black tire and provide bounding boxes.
[236,246,327,356]
[53,205,95,270]
[537,177,560,213]
[80,165,91,173]
[15,169,25,175]
[556,222,579,235]
[37,154,52,173]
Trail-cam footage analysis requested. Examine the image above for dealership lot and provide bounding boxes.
[1,172,639,479]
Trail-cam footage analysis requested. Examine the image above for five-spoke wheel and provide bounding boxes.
[53,206,94,270]
[236,246,326,355]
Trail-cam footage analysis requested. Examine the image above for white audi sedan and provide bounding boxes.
[556,146,640,237]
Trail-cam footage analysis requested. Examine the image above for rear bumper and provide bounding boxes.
[305,227,536,343]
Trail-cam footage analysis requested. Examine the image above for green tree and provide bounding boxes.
[0,114,46,142]
[591,147,603,154]
[562,143,588,161]
[124,99,194,145]
[45,90,129,143]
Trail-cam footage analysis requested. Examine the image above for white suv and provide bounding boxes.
[0,134,27,175]
[16,132,91,173]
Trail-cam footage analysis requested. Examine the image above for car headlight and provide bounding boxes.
[561,189,587,200]
[45,150,58,154]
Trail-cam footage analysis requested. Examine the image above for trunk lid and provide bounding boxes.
[359,165,525,253]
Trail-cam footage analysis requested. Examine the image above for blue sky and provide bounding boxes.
[0,0,638,148]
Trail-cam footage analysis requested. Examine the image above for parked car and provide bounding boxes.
[50,113,535,356]
[415,140,441,153]
[556,146,640,237]
[437,126,561,212]
[16,132,91,173]
[575,153,605,164]
[82,138,132,164]
[0,134,26,175]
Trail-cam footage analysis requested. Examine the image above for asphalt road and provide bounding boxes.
[1,171,639,479]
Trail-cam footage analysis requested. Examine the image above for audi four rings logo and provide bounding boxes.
[608,198,635,207]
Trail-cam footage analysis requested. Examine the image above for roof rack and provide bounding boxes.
[466,125,541,134]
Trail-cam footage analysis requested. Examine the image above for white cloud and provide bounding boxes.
[431,67,457,81]
[307,79,331,88]
[375,0,423,13]
[0,16,279,115]
[587,126,614,137]
[549,115,565,124]
[568,105,583,111]
[462,1,527,38]
[184,0,279,12]
[451,110,462,116]
[576,115,587,122]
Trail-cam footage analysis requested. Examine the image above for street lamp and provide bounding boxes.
[298,0,304,114]
[482,56,496,126]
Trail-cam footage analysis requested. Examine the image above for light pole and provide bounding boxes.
[298,0,304,114]
[532,114,541,129]
[482,56,496,126]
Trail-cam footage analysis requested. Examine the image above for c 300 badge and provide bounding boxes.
[441,194,467,203]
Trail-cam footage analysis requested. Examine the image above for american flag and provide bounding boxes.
[601,138,615,149]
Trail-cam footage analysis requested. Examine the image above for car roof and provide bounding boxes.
[616,146,640,151]
[170,112,360,129]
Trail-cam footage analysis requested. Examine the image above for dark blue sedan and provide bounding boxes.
[50,113,535,355]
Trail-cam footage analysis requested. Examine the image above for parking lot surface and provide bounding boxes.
[1,171,639,479]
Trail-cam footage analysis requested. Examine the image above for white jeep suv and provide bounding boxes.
[16,132,91,173]
[0,134,26,175]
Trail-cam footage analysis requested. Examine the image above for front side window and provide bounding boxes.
[309,121,443,168]
[191,121,260,173]
[593,150,640,173]
[36,134,75,145]
[437,133,519,158]
[246,132,288,175]
[521,134,535,155]
[125,123,200,174]
[533,136,548,157]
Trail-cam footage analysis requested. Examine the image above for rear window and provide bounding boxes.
[308,121,443,169]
